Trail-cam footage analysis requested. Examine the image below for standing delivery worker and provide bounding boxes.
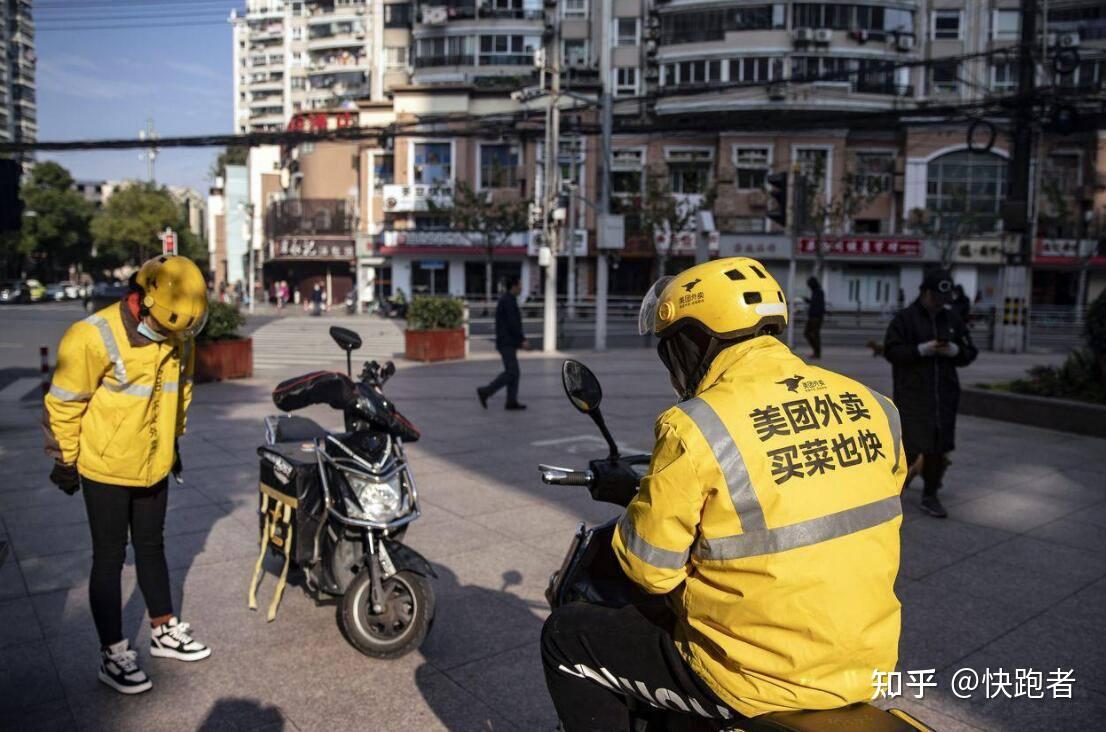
[44,255,213,695]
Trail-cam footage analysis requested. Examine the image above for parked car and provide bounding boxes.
[83,281,128,312]
[57,281,81,299]
[45,283,69,301]
[0,281,31,304]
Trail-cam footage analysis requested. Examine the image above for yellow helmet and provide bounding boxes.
[136,255,209,337]
[638,257,788,339]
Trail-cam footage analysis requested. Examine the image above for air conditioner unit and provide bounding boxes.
[423,6,447,25]
[896,34,915,51]
[814,29,833,44]
[793,28,814,43]
[1058,33,1080,48]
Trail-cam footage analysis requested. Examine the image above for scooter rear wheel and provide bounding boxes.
[340,569,434,659]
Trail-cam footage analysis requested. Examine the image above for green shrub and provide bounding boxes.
[1007,348,1106,404]
[196,301,245,343]
[406,296,463,331]
[1086,289,1106,357]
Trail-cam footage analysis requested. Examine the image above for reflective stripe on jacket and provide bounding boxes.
[612,336,904,717]
[43,302,196,487]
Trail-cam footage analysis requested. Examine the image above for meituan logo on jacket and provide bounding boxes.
[777,374,805,393]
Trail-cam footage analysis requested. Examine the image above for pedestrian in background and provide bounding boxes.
[477,275,528,410]
[310,282,325,316]
[883,268,978,518]
[951,284,971,324]
[804,276,825,359]
[44,256,213,695]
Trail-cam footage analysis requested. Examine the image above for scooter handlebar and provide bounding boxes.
[538,465,594,487]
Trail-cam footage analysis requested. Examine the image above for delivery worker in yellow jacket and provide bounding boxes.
[44,255,213,696]
[541,257,904,730]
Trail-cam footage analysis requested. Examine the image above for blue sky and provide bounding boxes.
[36,2,241,193]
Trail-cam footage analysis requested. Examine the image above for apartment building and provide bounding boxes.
[0,0,36,155]
[248,0,1106,311]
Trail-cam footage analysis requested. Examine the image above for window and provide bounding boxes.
[563,39,588,68]
[666,149,713,194]
[478,35,537,65]
[731,217,767,233]
[661,5,782,44]
[932,10,961,40]
[993,10,1019,40]
[383,3,412,28]
[614,67,638,97]
[611,148,644,196]
[479,144,519,189]
[931,60,959,94]
[670,59,723,87]
[925,150,1007,233]
[991,61,1017,93]
[291,26,303,41]
[729,56,774,83]
[615,18,638,46]
[373,153,394,189]
[562,0,587,19]
[412,142,451,185]
[384,46,408,69]
[1045,153,1081,194]
[853,152,894,194]
[734,146,771,190]
[795,148,829,195]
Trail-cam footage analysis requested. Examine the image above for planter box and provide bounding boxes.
[405,328,465,362]
[195,337,253,383]
[960,387,1106,438]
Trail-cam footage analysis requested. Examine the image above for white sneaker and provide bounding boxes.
[150,617,212,662]
[99,639,153,695]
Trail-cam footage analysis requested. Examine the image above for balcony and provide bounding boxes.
[381,184,453,212]
[417,2,544,24]
[413,54,475,68]
[266,199,355,238]
[379,229,529,249]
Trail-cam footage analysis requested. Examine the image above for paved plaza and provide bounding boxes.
[1,306,1104,731]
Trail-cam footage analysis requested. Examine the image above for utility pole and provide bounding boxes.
[541,6,562,354]
[998,0,1039,352]
[566,172,577,320]
[138,118,159,183]
[594,2,614,352]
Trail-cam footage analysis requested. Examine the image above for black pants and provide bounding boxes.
[82,476,173,646]
[484,347,520,404]
[906,450,947,496]
[804,316,823,358]
[541,602,740,732]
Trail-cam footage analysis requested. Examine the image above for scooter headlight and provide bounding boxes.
[344,471,403,523]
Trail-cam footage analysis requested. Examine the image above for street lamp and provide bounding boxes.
[238,202,256,313]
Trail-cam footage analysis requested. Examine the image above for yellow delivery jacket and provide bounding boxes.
[613,335,904,717]
[44,302,195,487]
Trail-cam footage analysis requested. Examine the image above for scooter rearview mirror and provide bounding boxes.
[561,359,602,414]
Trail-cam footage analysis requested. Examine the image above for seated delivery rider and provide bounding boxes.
[541,257,905,730]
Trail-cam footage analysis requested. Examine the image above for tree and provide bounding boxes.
[16,162,95,279]
[91,183,192,267]
[209,146,248,182]
[906,207,982,268]
[430,181,529,304]
[640,165,717,277]
[794,156,881,276]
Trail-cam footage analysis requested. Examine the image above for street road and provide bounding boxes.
[0,305,1102,731]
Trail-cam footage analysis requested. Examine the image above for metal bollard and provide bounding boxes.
[40,346,49,396]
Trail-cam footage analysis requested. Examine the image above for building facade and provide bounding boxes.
[1,0,35,155]
[241,0,1106,312]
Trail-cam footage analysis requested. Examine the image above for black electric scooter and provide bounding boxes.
[256,326,435,658]
[539,359,929,731]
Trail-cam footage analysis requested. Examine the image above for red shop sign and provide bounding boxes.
[798,237,922,257]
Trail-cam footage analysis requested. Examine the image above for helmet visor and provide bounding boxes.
[179,303,209,340]
[638,276,674,336]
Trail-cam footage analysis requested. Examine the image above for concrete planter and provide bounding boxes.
[195,337,254,383]
[960,387,1106,438]
[405,329,465,362]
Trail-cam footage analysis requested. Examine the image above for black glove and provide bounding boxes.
[49,462,80,495]
[172,439,183,482]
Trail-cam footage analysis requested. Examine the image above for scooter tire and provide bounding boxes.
[339,569,434,659]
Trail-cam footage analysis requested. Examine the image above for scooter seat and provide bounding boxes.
[265,415,329,445]
[734,703,926,732]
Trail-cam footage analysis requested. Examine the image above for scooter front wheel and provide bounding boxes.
[340,569,434,659]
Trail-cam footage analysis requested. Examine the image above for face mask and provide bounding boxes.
[138,320,168,343]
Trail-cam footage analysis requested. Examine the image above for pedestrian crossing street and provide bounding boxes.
[250,316,406,373]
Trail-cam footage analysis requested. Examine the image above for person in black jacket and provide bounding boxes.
[804,276,826,359]
[477,276,529,410]
[883,268,978,518]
